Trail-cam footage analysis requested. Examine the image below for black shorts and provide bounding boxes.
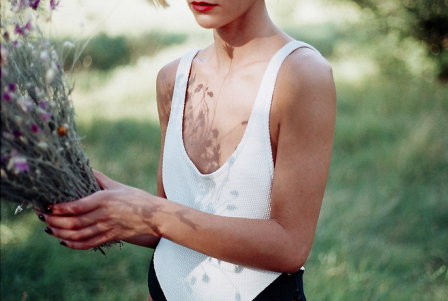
[148,258,307,301]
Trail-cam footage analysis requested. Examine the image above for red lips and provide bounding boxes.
[191,1,217,12]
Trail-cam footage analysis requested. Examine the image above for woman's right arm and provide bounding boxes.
[124,59,180,249]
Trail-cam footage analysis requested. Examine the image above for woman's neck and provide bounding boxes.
[209,2,284,70]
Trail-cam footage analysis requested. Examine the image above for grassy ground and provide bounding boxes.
[304,77,448,300]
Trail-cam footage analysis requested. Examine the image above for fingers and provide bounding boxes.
[93,170,121,190]
[42,208,102,229]
[43,220,117,251]
[41,214,118,251]
[47,193,102,216]
[46,224,105,242]
[60,234,111,250]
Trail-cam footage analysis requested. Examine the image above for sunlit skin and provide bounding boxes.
[37,1,336,300]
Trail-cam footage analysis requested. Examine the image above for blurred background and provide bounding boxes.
[1,0,447,300]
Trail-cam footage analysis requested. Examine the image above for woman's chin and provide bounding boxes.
[193,16,225,29]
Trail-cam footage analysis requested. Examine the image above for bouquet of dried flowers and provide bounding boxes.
[0,0,120,254]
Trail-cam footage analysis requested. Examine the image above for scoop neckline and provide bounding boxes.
[178,41,298,178]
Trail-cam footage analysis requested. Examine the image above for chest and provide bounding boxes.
[182,61,279,174]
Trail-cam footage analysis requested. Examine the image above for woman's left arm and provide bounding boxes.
[42,49,336,273]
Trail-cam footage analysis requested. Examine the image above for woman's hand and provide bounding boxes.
[38,170,162,250]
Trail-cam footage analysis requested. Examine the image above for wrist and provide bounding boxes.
[147,196,198,241]
[144,195,170,238]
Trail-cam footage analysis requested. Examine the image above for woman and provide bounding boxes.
[38,1,336,300]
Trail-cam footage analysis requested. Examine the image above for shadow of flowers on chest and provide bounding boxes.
[183,74,248,175]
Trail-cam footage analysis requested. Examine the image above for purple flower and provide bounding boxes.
[38,108,52,122]
[39,100,48,109]
[24,21,32,32]
[29,0,40,10]
[8,83,16,92]
[14,24,24,36]
[3,32,10,42]
[13,130,22,139]
[50,0,60,10]
[1,155,9,164]
[39,101,47,109]
[14,156,29,173]
[2,92,12,102]
[31,123,40,133]
[14,22,32,36]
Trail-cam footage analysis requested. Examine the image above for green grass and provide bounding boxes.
[303,77,448,300]
[76,119,161,193]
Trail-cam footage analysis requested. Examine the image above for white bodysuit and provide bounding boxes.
[154,40,318,301]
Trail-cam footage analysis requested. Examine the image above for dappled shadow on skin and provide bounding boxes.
[223,43,234,60]
[137,201,167,237]
[184,73,221,174]
[157,79,174,133]
[183,71,248,174]
[175,209,199,230]
[118,189,200,239]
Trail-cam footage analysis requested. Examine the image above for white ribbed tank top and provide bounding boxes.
[154,41,319,301]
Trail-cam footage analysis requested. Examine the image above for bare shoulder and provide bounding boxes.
[273,46,336,116]
[157,58,181,87]
[156,58,181,128]
[270,46,336,149]
[281,47,334,96]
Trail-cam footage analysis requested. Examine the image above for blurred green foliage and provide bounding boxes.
[334,0,448,80]
[82,33,130,71]
[64,31,187,71]
[283,23,346,57]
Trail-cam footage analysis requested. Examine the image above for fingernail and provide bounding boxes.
[60,241,67,247]
[38,214,45,222]
[45,227,53,235]
[45,206,53,214]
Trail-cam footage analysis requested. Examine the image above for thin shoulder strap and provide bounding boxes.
[170,49,201,124]
[254,40,321,115]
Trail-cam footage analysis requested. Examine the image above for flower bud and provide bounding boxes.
[58,124,69,137]
[45,68,56,83]
[63,41,75,49]
[40,51,50,62]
